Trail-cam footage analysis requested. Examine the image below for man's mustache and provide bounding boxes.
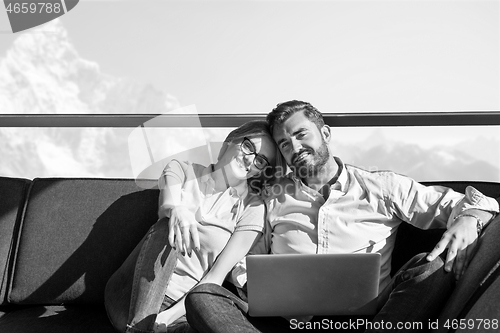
[292,149,313,165]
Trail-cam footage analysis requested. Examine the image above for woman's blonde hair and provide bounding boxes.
[217,120,287,195]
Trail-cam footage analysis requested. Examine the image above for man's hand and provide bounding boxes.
[426,215,480,281]
[168,206,200,257]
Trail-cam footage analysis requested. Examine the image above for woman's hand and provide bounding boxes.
[155,299,187,332]
[153,322,168,333]
[169,206,201,257]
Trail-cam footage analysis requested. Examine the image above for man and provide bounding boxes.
[185,100,499,332]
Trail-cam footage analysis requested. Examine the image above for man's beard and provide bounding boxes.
[290,140,330,179]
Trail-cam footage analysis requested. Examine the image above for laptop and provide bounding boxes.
[246,253,381,317]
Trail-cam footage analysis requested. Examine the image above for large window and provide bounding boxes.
[1,123,498,182]
[0,1,498,181]
[332,126,500,182]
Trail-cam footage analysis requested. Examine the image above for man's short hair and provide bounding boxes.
[266,100,325,135]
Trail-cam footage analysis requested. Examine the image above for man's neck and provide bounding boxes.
[303,157,340,192]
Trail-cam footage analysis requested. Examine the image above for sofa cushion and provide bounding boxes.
[0,305,115,333]
[8,178,159,305]
[0,177,31,306]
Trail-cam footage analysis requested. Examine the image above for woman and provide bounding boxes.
[104,120,285,333]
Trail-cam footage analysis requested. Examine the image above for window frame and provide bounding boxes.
[0,111,499,128]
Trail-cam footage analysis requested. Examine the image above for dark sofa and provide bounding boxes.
[0,176,499,333]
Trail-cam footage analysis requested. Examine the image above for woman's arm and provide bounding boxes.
[155,230,261,327]
[201,229,261,285]
[154,297,187,331]
[157,161,200,255]
[158,161,184,218]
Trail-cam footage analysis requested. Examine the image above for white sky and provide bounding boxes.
[0,0,499,143]
[53,0,500,115]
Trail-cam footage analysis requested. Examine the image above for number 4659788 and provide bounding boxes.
[6,2,62,14]
[444,319,499,330]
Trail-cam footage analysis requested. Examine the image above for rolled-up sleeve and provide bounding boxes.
[157,160,186,218]
[446,186,500,227]
[234,195,266,233]
[388,173,499,230]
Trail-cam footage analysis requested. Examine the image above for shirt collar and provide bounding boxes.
[200,164,216,194]
[333,156,348,192]
[290,156,348,194]
[230,181,248,198]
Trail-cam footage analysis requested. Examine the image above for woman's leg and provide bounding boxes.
[185,283,290,333]
[104,217,177,333]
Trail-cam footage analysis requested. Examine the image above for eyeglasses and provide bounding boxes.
[240,137,270,170]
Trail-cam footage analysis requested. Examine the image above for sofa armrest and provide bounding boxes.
[0,177,31,307]
[434,213,500,332]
